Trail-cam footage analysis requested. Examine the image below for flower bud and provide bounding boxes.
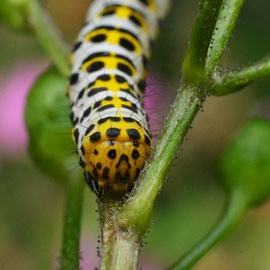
[25,67,79,184]
[217,118,270,207]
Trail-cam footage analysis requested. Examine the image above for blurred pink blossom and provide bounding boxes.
[0,61,47,157]
[80,233,99,269]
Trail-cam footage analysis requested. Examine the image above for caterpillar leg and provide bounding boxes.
[84,171,101,197]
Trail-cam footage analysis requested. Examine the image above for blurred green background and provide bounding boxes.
[1,0,270,269]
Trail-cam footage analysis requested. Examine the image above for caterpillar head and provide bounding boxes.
[88,140,150,191]
[80,118,151,195]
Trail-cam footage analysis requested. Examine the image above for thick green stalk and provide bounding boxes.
[206,0,245,73]
[100,226,140,270]
[99,200,118,270]
[168,190,247,270]
[111,231,140,270]
[26,0,70,77]
[212,57,270,96]
[99,84,203,270]
[119,83,203,234]
[99,199,140,270]
[61,178,85,270]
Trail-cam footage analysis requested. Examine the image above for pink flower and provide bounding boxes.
[0,61,47,157]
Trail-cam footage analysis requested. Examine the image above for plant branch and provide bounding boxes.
[212,56,270,96]
[99,200,118,270]
[118,83,203,234]
[99,1,249,266]
[26,0,70,77]
[98,83,204,269]
[182,0,223,83]
[118,0,251,230]
[61,177,85,270]
[167,190,247,270]
[206,0,245,74]
[99,199,141,270]
[111,231,140,270]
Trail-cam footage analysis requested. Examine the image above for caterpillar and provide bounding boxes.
[68,0,170,197]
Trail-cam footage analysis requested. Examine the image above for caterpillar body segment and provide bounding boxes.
[69,0,170,196]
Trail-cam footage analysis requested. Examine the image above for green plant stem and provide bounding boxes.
[168,190,247,270]
[98,83,203,270]
[99,199,140,270]
[206,0,245,73]
[182,0,223,82]
[26,0,70,77]
[99,200,117,270]
[119,83,203,234]
[111,231,140,270]
[212,57,270,96]
[61,177,85,270]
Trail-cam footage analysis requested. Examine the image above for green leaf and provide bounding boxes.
[218,118,270,207]
[25,66,79,184]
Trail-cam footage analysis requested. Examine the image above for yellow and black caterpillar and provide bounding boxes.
[68,0,170,197]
